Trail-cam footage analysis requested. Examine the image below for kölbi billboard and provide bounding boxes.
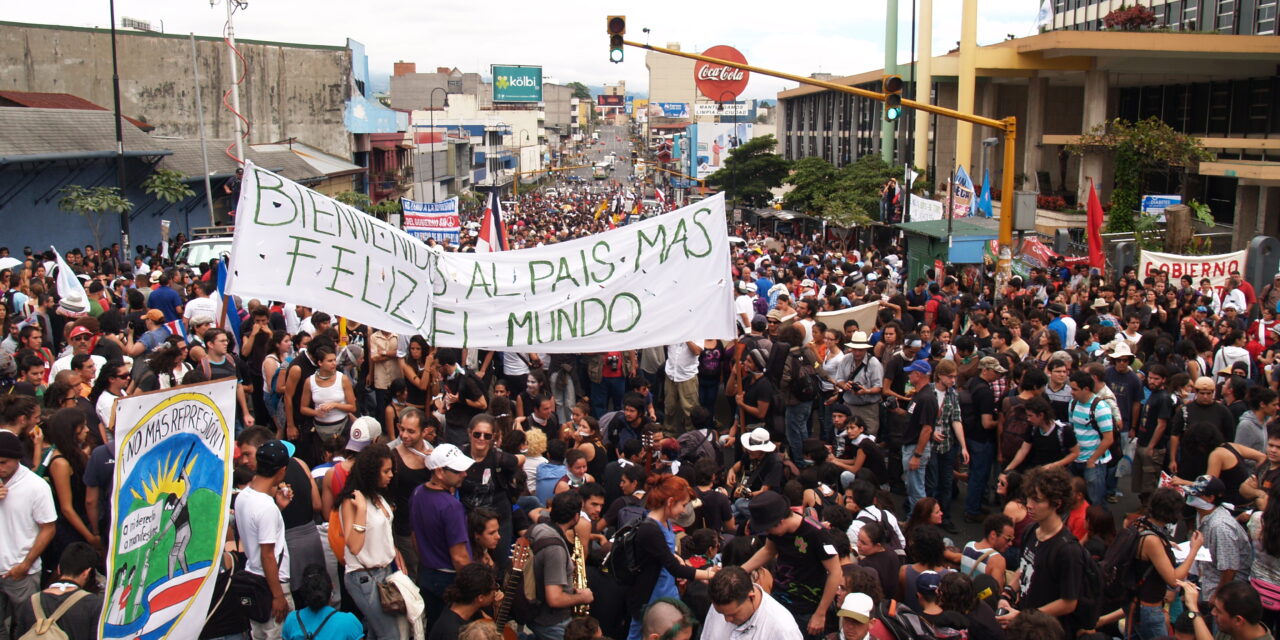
[492,65,542,102]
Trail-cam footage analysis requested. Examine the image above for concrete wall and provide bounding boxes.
[646,44,697,105]
[543,84,572,133]
[390,70,486,110]
[0,22,354,159]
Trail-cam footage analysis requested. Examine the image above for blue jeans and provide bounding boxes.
[697,376,721,414]
[419,568,455,636]
[901,445,931,513]
[1071,461,1107,507]
[591,376,626,418]
[785,402,813,463]
[965,440,995,517]
[926,446,957,522]
[530,618,570,640]
[1134,604,1168,640]
[344,566,399,640]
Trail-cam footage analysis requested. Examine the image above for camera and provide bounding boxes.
[607,355,620,369]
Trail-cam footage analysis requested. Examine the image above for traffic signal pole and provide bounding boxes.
[620,38,1018,285]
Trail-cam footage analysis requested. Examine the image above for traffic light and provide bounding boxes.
[882,74,904,121]
[607,16,626,63]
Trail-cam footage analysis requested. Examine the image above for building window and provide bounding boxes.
[1258,0,1277,34]
[1217,0,1236,32]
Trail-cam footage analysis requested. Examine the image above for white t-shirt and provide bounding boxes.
[236,485,291,582]
[847,504,906,554]
[0,465,58,574]
[183,296,219,324]
[700,584,804,640]
[96,391,122,428]
[734,294,756,332]
[50,353,107,384]
[664,342,700,383]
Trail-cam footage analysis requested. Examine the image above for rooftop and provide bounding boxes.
[0,107,166,161]
[896,217,1000,239]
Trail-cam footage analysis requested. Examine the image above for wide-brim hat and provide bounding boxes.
[740,427,777,453]
[845,331,872,349]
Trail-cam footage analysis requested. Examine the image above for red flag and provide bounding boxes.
[1086,178,1105,270]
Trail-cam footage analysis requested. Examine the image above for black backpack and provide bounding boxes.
[1099,518,1168,613]
[603,517,646,586]
[787,350,821,402]
[1075,539,1104,632]
[874,599,934,640]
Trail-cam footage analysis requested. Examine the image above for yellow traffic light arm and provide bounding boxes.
[620,38,1018,280]
[648,165,705,186]
[514,164,594,177]
[622,40,1006,130]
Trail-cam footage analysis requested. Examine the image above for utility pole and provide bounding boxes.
[225,0,245,163]
[108,0,130,259]
[881,0,899,163]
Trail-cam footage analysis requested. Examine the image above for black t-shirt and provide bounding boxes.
[860,550,901,602]
[427,607,479,640]
[743,375,777,425]
[15,590,105,640]
[742,452,784,493]
[963,377,998,443]
[1137,388,1173,448]
[444,371,486,442]
[1021,422,1078,470]
[460,447,518,514]
[1018,523,1085,636]
[904,384,939,447]
[838,434,888,483]
[692,487,733,533]
[767,516,837,615]
[884,354,912,407]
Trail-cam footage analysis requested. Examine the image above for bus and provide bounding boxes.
[593,164,608,180]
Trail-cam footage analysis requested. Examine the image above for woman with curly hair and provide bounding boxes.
[338,444,403,639]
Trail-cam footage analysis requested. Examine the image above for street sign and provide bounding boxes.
[492,65,543,102]
[694,102,749,116]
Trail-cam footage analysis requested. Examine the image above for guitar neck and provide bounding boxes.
[493,567,522,629]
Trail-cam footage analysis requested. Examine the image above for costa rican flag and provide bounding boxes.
[475,191,509,253]
[654,187,666,208]
[163,319,188,342]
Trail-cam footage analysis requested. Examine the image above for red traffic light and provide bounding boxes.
[607,16,626,35]
[882,75,904,94]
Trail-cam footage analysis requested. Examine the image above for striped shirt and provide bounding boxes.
[1069,394,1114,464]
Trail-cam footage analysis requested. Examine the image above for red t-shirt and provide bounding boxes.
[1067,501,1089,542]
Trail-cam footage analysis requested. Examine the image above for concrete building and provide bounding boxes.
[1048,0,1278,35]
[0,20,355,159]
[776,30,1280,247]
[392,63,564,197]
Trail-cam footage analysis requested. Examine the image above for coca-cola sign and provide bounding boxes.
[694,45,750,102]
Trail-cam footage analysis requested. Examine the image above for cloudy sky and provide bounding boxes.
[10,0,1044,100]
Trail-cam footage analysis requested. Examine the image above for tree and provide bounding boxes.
[58,185,133,250]
[704,135,790,208]
[369,198,402,220]
[815,155,902,226]
[783,157,838,214]
[142,169,196,204]
[333,190,372,211]
[566,82,592,101]
[1068,117,1213,233]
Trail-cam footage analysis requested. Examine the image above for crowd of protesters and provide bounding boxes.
[1,179,1280,640]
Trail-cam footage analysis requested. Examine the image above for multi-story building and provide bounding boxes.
[776,30,1280,248]
[1048,0,1277,35]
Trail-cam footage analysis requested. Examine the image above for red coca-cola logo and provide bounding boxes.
[694,45,750,101]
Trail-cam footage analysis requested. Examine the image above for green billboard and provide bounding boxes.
[492,65,543,102]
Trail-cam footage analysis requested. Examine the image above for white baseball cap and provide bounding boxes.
[347,416,382,452]
[428,444,474,472]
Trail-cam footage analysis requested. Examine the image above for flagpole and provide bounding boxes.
[947,166,955,250]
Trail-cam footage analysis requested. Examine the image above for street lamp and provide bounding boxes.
[980,137,1000,188]
[427,87,448,201]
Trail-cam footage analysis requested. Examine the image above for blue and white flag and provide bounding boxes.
[976,168,994,218]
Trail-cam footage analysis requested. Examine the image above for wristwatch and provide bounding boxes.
[912,452,923,458]
[1186,611,1199,622]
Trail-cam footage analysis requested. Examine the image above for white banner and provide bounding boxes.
[694,102,749,116]
[101,379,235,640]
[909,195,944,222]
[401,197,461,244]
[227,162,736,352]
[816,301,881,338]
[1140,249,1247,297]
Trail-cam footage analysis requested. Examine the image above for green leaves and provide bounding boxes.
[333,190,373,212]
[58,185,133,249]
[142,169,196,204]
[783,154,907,226]
[704,135,790,208]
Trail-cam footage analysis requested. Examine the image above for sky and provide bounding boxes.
[9,0,1045,100]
